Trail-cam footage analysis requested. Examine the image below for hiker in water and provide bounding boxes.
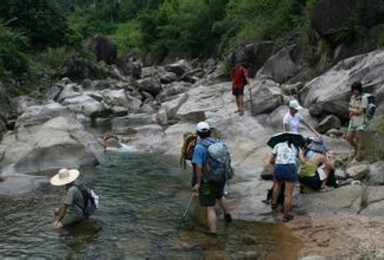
[268,139,299,222]
[345,81,367,161]
[192,122,232,234]
[230,62,250,116]
[298,137,336,191]
[283,99,319,136]
[51,168,96,229]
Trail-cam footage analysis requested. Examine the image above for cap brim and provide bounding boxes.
[50,170,80,186]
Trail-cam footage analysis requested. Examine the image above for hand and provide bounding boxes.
[192,183,200,192]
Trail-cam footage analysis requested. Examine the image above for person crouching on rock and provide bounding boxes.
[298,137,336,191]
[268,139,299,222]
[51,169,88,229]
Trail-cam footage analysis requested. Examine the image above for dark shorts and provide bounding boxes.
[232,87,244,96]
[199,182,225,207]
[274,164,298,183]
[61,213,86,227]
[299,173,322,190]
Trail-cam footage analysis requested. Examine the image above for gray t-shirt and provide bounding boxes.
[64,181,85,216]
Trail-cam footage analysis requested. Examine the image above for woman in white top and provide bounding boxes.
[268,139,298,222]
[283,99,319,136]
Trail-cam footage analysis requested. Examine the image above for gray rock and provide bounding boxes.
[135,77,162,97]
[346,164,370,180]
[335,169,347,180]
[250,79,283,114]
[164,59,192,76]
[318,115,341,134]
[257,44,301,83]
[367,161,384,185]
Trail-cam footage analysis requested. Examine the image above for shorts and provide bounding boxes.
[348,121,367,131]
[61,213,86,227]
[199,182,225,207]
[232,87,244,96]
[274,164,298,183]
[299,173,321,190]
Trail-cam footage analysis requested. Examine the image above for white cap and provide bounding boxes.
[288,99,303,111]
[196,121,210,132]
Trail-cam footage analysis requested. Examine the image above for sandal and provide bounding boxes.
[282,214,294,222]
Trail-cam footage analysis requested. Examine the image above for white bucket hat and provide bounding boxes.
[50,168,80,186]
[288,99,303,111]
[196,121,210,133]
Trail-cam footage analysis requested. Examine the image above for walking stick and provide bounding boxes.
[249,87,255,116]
[182,193,194,220]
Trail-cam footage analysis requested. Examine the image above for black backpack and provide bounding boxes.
[363,93,376,121]
[74,184,98,217]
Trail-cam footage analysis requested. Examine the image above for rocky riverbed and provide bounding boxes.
[1,48,384,258]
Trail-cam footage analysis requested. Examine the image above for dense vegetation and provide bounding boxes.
[1,0,384,94]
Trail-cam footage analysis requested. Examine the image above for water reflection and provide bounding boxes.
[0,151,302,259]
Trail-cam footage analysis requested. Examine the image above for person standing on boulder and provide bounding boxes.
[346,81,367,161]
[283,99,320,136]
[192,122,232,234]
[230,62,250,116]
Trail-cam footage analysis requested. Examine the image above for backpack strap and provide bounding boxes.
[73,184,90,215]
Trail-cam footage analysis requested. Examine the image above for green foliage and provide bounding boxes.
[109,21,143,56]
[0,0,71,47]
[0,21,29,79]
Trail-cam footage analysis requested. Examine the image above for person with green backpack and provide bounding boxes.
[191,122,233,235]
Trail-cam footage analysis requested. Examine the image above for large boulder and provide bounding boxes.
[249,79,283,115]
[88,36,117,65]
[256,44,301,84]
[60,94,111,118]
[301,50,384,119]
[229,41,274,77]
[311,0,384,39]
[135,77,162,97]
[15,103,71,128]
[57,53,104,80]
[0,116,105,177]
[164,60,192,77]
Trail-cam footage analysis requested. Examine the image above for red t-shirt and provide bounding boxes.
[230,65,248,88]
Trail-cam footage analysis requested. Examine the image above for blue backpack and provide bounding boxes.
[363,93,376,121]
[201,139,234,183]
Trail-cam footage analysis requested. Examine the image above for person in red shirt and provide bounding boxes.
[230,63,250,116]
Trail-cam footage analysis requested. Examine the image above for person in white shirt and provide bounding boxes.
[268,140,298,222]
[283,100,319,136]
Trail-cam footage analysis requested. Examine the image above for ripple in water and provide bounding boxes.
[0,151,302,258]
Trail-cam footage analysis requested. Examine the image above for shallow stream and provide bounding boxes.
[0,150,302,259]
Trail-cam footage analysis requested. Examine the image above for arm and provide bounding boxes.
[322,156,334,171]
[54,203,69,224]
[267,152,276,166]
[193,165,203,192]
[299,149,306,163]
[348,106,364,116]
[283,123,290,131]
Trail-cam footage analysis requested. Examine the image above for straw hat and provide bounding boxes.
[50,168,80,186]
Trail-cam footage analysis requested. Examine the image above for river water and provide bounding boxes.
[0,149,302,259]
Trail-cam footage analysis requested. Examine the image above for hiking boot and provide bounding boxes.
[239,110,244,116]
[224,213,232,223]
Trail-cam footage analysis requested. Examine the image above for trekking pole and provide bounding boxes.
[182,193,195,220]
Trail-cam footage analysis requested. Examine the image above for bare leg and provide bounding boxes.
[272,180,282,207]
[235,96,240,110]
[355,131,364,160]
[346,130,357,157]
[283,181,295,216]
[238,95,244,111]
[207,206,217,233]
[218,198,228,214]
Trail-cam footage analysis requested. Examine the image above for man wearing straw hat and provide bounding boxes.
[51,168,87,229]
